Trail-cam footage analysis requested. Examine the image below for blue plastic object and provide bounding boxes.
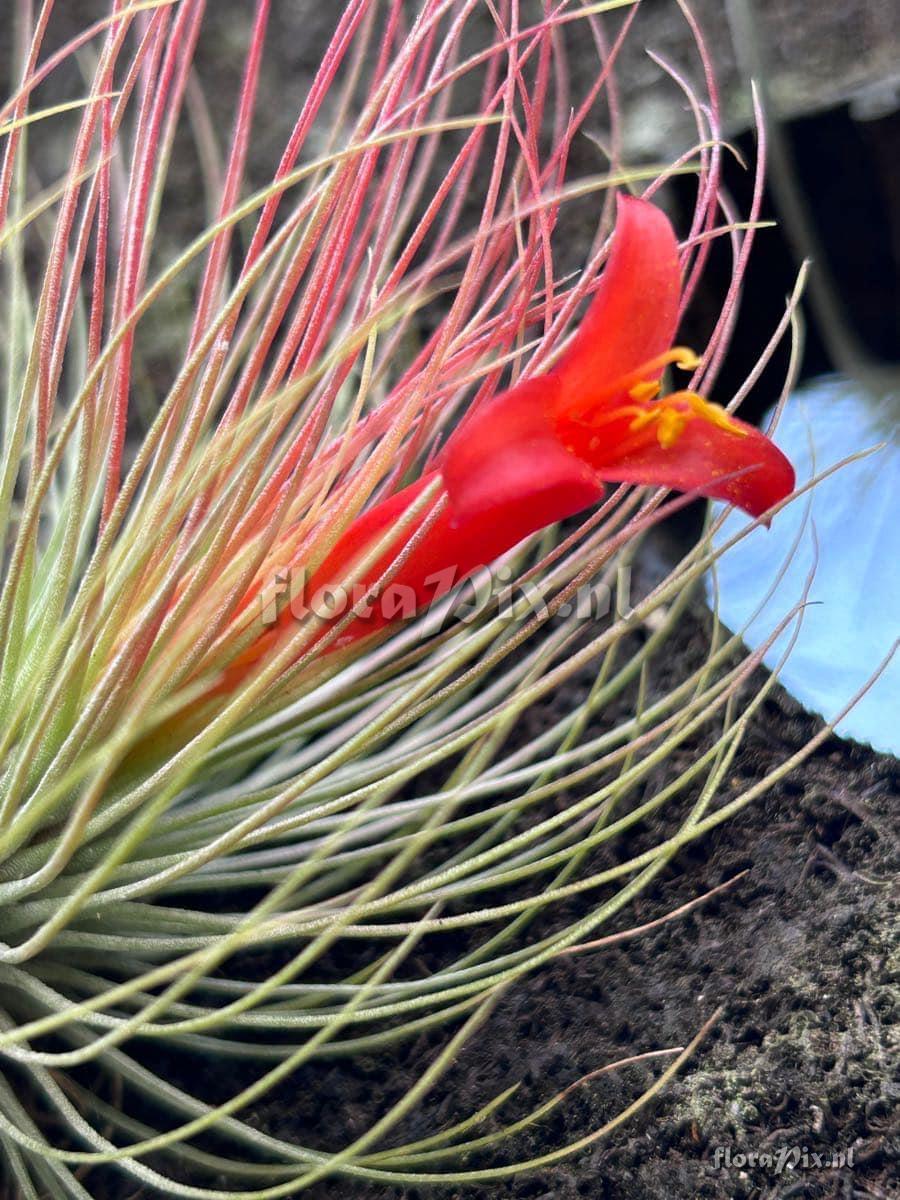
[706,374,899,756]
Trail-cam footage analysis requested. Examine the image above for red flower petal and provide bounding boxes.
[438,376,602,530]
[579,408,796,519]
[311,381,605,647]
[552,193,682,412]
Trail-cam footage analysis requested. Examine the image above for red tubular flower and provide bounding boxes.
[242,196,795,663]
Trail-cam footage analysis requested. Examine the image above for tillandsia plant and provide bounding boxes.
[0,1,862,1196]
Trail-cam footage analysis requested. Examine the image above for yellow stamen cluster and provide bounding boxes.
[561,346,701,422]
[560,344,747,454]
[627,388,748,450]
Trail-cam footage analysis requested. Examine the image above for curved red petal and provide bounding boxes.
[439,376,603,529]
[299,378,606,650]
[586,412,796,518]
[552,193,682,409]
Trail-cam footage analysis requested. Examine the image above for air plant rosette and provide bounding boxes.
[0,2,880,1196]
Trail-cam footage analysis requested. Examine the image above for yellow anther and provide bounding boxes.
[676,391,748,437]
[657,408,688,448]
[627,407,660,433]
[671,347,702,372]
[629,380,661,402]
